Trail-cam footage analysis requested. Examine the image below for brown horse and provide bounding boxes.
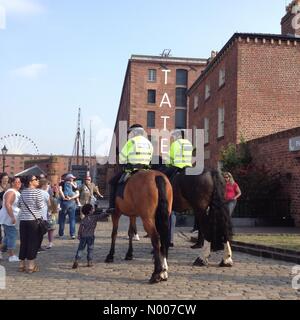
[105,170,173,284]
[171,169,233,267]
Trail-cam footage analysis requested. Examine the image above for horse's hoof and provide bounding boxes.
[219,259,233,268]
[160,271,168,281]
[193,257,209,267]
[105,256,114,263]
[149,273,162,284]
[125,255,133,261]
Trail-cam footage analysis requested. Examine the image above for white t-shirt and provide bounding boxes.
[0,189,21,226]
[41,189,50,220]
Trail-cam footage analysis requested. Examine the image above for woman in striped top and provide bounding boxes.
[18,175,45,273]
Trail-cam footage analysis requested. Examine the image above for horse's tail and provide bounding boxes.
[155,175,170,257]
[209,170,233,251]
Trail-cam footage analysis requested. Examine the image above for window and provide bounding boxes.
[148,69,157,82]
[176,88,187,107]
[147,90,156,104]
[175,109,187,129]
[176,69,188,86]
[219,68,225,87]
[147,111,155,128]
[205,83,211,100]
[204,117,209,144]
[193,95,199,110]
[218,107,225,138]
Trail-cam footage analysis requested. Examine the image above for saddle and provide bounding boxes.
[115,169,139,200]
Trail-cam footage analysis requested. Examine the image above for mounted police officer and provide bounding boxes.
[106,124,153,213]
[165,129,193,180]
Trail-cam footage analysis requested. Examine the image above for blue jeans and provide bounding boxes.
[227,200,237,216]
[3,225,17,250]
[59,200,76,237]
[75,236,95,261]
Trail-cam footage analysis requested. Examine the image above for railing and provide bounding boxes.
[233,198,293,226]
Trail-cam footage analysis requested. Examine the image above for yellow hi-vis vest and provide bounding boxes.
[169,139,193,169]
[119,136,153,166]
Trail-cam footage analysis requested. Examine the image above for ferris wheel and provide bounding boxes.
[0,134,40,155]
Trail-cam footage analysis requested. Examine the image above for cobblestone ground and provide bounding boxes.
[0,216,299,300]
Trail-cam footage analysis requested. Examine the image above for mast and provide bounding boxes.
[82,129,86,166]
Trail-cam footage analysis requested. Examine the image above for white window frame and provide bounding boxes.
[219,68,225,87]
[204,117,209,144]
[193,95,199,110]
[148,69,157,82]
[205,83,211,100]
[218,107,225,138]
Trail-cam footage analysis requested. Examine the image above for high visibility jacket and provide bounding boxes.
[169,139,193,169]
[119,136,153,166]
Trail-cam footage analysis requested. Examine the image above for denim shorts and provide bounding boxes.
[3,225,18,250]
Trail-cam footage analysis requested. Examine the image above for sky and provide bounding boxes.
[0,0,290,157]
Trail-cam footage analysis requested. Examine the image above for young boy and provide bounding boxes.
[72,204,108,268]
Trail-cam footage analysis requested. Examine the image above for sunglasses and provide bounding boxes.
[31,178,38,182]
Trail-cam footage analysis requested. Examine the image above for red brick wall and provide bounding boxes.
[247,127,300,226]
[189,36,300,168]
[130,60,205,133]
[237,38,300,142]
[189,43,239,167]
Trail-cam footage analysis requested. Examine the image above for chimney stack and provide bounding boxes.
[281,0,300,37]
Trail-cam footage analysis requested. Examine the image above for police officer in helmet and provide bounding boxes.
[106,124,153,213]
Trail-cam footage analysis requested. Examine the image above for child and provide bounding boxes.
[72,204,108,268]
[46,196,58,249]
[59,174,81,207]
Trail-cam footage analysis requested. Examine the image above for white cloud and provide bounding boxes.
[0,0,44,15]
[11,63,48,79]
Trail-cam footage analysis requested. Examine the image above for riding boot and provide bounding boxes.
[106,184,116,214]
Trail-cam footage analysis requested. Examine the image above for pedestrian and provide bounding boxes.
[0,173,10,255]
[18,175,45,273]
[58,174,79,239]
[72,204,108,269]
[223,172,242,216]
[46,195,58,249]
[0,177,22,262]
[79,176,103,208]
[38,179,51,251]
[168,211,177,247]
[165,129,193,247]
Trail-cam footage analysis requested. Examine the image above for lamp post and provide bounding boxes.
[1,145,8,173]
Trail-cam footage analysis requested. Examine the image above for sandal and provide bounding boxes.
[27,265,40,274]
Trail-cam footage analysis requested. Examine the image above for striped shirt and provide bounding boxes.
[18,188,45,221]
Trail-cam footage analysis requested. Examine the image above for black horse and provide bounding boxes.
[171,169,233,267]
[150,159,233,267]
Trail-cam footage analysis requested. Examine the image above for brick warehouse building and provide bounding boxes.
[105,54,207,186]
[188,31,300,167]
[1,154,98,186]
[247,128,300,226]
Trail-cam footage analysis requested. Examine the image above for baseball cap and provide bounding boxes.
[65,173,76,180]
